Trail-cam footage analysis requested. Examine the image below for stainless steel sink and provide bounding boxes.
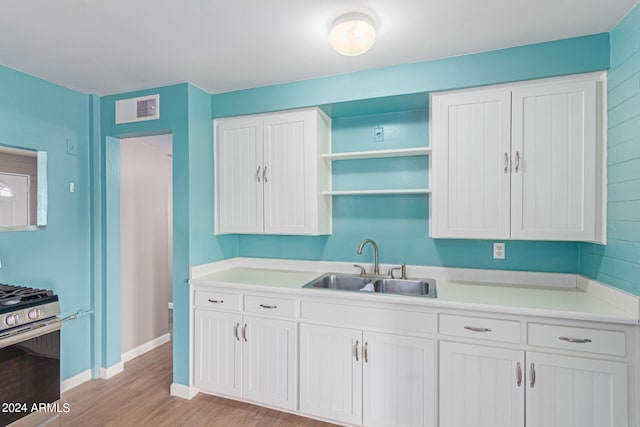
[303,274,373,291]
[373,278,437,297]
[302,273,437,298]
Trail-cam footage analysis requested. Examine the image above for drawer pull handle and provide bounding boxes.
[259,304,278,309]
[208,299,223,304]
[516,362,522,387]
[242,324,247,342]
[464,326,492,333]
[355,340,360,362]
[234,323,240,341]
[559,336,592,344]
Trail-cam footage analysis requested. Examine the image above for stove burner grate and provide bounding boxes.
[0,284,54,305]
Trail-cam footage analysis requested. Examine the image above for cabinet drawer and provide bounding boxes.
[527,323,626,357]
[244,295,297,318]
[194,290,241,311]
[439,314,521,343]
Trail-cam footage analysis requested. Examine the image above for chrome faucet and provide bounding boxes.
[357,239,380,276]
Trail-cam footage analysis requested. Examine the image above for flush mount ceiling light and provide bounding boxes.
[329,12,376,57]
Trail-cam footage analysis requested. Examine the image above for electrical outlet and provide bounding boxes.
[493,242,505,259]
[374,126,384,142]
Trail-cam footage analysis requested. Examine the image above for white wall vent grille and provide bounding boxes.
[115,94,160,124]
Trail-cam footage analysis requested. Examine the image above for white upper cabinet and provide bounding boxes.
[430,72,605,243]
[511,80,598,241]
[214,108,332,235]
[431,89,512,239]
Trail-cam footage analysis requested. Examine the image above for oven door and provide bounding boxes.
[0,321,61,426]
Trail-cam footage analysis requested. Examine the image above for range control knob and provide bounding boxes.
[27,309,41,320]
[5,314,18,326]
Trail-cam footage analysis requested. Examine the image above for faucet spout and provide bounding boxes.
[357,239,379,275]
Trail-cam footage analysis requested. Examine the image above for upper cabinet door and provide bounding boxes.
[511,80,598,241]
[431,89,512,239]
[216,118,264,234]
[263,111,317,235]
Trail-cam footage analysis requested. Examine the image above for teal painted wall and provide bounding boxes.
[215,35,611,274]
[0,65,93,380]
[581,4,640,296]
[99,83,236,386]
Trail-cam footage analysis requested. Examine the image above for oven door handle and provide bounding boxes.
[0,320,62,349]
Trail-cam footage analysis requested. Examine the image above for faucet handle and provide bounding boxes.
[388,263,408,279]
[388,266,402,278]
[353,264,367,276]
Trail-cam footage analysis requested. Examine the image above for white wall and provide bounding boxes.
[120,135,172,354]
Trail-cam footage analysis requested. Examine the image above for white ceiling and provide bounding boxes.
[1,0,638,96]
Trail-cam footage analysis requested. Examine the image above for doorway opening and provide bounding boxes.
[119,134,173,362]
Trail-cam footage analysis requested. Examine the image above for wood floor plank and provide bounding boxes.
[60,341,337,427]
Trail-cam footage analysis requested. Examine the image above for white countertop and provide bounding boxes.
[189,259,640,325]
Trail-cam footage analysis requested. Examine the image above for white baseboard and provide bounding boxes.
[122,333,171,363]
[170,383,199,400]
[100,361,124,379]
[168,302,173,309]
[61,369,92,393]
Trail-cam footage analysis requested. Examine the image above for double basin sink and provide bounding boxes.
[302,273,437,298]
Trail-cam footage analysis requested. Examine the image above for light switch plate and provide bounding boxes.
[493,242,505,259]
[66,139,78,156]
[374,126,384,142]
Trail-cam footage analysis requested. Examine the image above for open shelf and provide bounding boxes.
[323,189,431,196]
[322,147,431,161]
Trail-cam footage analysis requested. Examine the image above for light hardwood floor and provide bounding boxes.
[60,341,336,427]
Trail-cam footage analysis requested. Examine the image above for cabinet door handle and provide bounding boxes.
[234,323,240,341]
[514,151,520,173]
[516,362,522,387]
[504,152,509,173]
[256,166,261,182]
[354,340,360,362]
[559,336,592,344]
[208,299,223,304]
[529,362,536,388]
[259,304,278,309]
[263,165,268,183]
[464,326,492,333]
[364,342,369,363]
[242,324,247,342]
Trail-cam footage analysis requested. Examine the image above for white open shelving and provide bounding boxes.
[324,146,431,196]
[322,147,431,161]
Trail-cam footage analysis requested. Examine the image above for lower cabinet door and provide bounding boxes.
[525,352,628,427]
[241,315,297,410]
[193,309,241,397]
[299,323,363,425]
[363,332,435,427]
[439,341,525,427]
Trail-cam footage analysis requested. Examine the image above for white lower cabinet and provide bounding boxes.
[526,351,628,427]
[194,309,241,397]
[194,309,297,410]
[299,323,435,427]
[439,341,628,427]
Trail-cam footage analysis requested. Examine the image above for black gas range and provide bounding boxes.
[0,283,62,427]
